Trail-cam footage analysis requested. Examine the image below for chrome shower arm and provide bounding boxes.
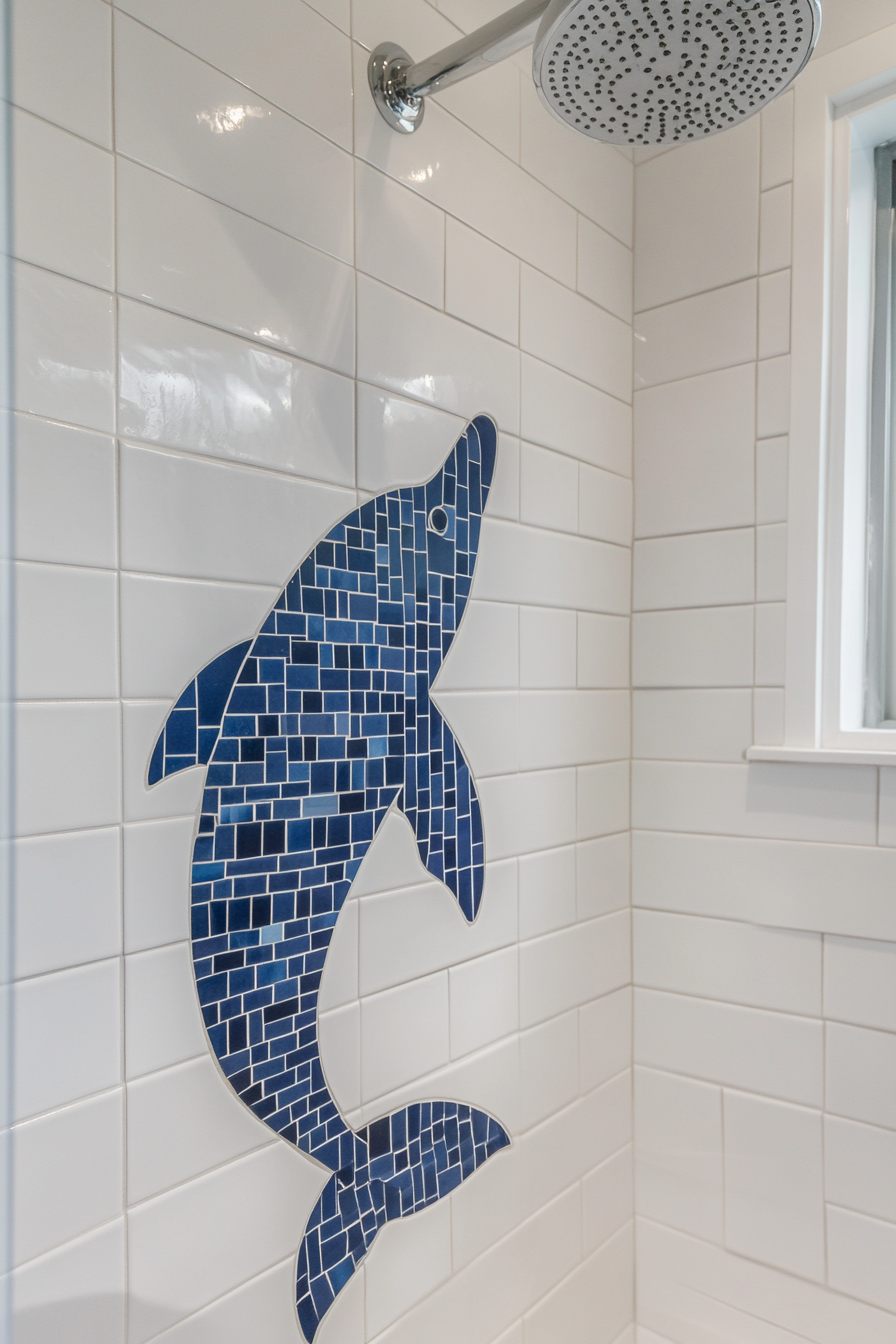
[368,0,550,135]
[404,0,550,98]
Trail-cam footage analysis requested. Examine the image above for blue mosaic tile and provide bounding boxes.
[148,417,509,1340]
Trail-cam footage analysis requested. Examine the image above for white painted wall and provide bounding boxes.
[8,0,634,1341]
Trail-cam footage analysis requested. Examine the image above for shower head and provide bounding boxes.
[369,0,821,144]
[532,0,822,145]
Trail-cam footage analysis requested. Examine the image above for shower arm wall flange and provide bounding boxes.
[368,0,551,134]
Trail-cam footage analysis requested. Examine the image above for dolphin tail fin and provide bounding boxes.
[147,640,252,785]
[295,1101,510,1341]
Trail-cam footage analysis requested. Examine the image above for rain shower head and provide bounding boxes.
[369,0,822,144]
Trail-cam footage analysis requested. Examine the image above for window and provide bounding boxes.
[865,138,896,727]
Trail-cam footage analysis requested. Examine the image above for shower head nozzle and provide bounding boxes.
[369,0,821,144]
[532,0,822,145]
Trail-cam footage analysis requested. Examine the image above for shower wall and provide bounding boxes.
[8,0,634,1341]
[631,40,896,1344]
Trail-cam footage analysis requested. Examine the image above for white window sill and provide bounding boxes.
[747,746,896,766]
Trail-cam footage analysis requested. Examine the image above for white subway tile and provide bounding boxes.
[757,356,791,439]
[357,274,519,432]
[758,270,791,359]
[122,701,205,825]
[13,109,113,289]
[632,761,878,845]
[577,833,630,922]
[825,935,896,1033]
[723,1091,824,1281]
[445,217,520,343]
[635,119,760,310]
[755,602,787,685]
[358,861,517,996]
[123,817,194,955]
[521,1078,631,1218]
[117,159,354,375]
[825,1114,896,1226]
[633,689,753,763]
[760,184,793,274]
[15,702,121,836]
[145,1258,315,1344]
[439,59,522,164]
[360,971,450,1103]
[476,520,630,616]
[356,383,466,495]
[633,910,821,1015]
[634,281,756,390]
[450,946,519,1058]
[880,767,896,846]
[318,1001,361,1114]
[317,893,358,1012]
[14,960,121,1120]
[761,92,794,190]
[432,690,519,777]
[579,465,633,547]
[635,365,755,537]
[634,1067,723,1242]
[355,158,444,306]
[524,1224,634,1344]
[633,830,896,942]
[355,49,577,287]
[117,0,353,149]
[635,988,823,1106]
[754,688,785,747]
[12,0,112,146]
[520,691,629,771]
[756,524,788,603]
[633,607,754,688]
[578,761,631,840]
[436,600,519,691]
[520,912,630,1029]
[366,1199,452,1338]
[13,416,116,568]
[450,1144,521,1272]
[15,828,120,979]
[756,436,789,524]
[520,442,579,533]
[120,572,275,702]
[580,988,632,1094]
[521,354,632,477]
[827,1206,896,1316]
[519,607,576,689]
[115,15,353,263]
[519,1011,579,1130]
[578,613,630,689]
[519,845,577,939]
[489,433,522,522]
[15,563,118,699]
[127,1054,269,1205]
[125,943,207,1079]
[577,216,633,323]
[127,1145,323,1343]
[521,266,632,403]
[13,1089,122,1265]
[12,1219,124,1344]
[633,529,754,611]
[350,806,431,899]
[118,300,355,485]
[119,442,352,586]
[583,1145,633,1254]
[15,261,115,433]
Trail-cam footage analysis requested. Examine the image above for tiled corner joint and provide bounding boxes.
[148,417,510,1340]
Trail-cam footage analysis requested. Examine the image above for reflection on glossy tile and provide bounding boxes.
[119,300,355,485]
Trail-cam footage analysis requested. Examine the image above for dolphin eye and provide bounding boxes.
[428,507,449,535]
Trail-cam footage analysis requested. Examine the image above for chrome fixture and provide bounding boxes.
[369,0,822,145]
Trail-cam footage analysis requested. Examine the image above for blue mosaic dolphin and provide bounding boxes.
[147,416,509,1341]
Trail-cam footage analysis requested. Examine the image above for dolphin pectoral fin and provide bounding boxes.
[295,1102,510,1342]
[147,640,252,786]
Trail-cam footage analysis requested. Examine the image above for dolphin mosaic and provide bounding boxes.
[147,415,509,1340]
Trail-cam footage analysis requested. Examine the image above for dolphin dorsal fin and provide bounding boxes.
[147,640,252,785]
